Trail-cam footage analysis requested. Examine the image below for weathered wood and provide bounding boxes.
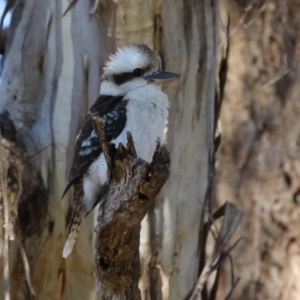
[217,1,300,299]
[94,132,170,300]
[0,118,48,299]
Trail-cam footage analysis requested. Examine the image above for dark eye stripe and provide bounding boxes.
[111,63,155,85]
[113,73,134,85]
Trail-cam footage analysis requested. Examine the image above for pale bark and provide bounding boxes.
[107,0,217,298]
[216,0,300,299]
[149,1,217,299]
[110,0,217,298]
[0,0,217,299]
[0,0,114,299]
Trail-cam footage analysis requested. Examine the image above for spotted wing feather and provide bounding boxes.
[61,95,128,199]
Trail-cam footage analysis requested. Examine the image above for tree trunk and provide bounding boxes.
[0,0,114,299]
[0,0,217,299]
[144,1,217,299]
[109,1,217,298]
[216,0,300,299]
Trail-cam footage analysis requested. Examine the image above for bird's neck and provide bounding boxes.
[99,81,122,96]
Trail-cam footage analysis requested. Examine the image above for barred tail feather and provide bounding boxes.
[62,212,82,258]
[63,179,83,258]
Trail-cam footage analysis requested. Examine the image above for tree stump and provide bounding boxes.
[94,131,170,300]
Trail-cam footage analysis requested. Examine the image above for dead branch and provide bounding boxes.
[0,112,48,299]
[19,243,36,299]
[92,115,170,300]
[189,202,243,300]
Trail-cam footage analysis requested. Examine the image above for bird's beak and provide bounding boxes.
[142,70,180,84]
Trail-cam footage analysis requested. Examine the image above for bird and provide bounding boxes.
[62,44,180,258]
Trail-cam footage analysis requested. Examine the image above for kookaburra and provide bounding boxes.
[62,44,180,258]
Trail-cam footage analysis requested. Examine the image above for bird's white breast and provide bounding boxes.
[118,84,169,161]
[83,84,169,211]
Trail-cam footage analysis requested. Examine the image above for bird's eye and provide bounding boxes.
[132,68,144,77]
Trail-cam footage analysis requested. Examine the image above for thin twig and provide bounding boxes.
[224,278,240,300]
[191,254,217,299]
[189,203,243,300]
[209,264,222,300]
[228,255,235,287]
[1,166,10,300]
[225,252,241,300]
[226,237,242,256]
[20,243,36,299]
[209,226,218,242]
[211,237,242,271]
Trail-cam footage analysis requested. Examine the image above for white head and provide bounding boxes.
[100,44,180,96]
